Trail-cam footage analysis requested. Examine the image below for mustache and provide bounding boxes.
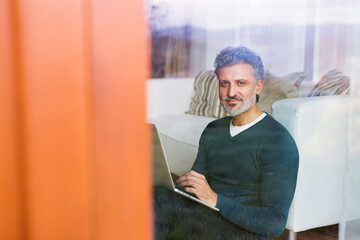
[223,95,244,101]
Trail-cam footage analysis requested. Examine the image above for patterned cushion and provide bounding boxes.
[258,71,307,114]
[186,70,227,118]
[308,69,350,97]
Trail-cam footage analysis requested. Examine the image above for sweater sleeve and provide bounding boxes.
[215,134,299,238]
[191,129,208,178]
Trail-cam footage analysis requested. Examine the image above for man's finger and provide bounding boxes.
[176,170,201,182]
[189,170,205,179]
[177,174,204,186]
[178,179,202,189]
[176,175,186,183]
[184,187,198,195]
[176,171,191,183]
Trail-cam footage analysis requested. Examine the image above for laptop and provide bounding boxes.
[151,123,219,211]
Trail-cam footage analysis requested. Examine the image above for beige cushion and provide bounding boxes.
[308,69,350,97]
[186,70,227,118]
[258,71,307,114]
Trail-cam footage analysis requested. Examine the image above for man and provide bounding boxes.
[155,46,299,240]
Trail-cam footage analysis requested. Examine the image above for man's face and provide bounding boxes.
[217,63,263,116]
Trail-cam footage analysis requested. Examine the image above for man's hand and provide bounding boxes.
[176,170,218,207]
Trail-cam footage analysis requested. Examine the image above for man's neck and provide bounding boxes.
[231,105,263,126]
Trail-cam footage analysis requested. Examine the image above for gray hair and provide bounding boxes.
[214,46,264,81]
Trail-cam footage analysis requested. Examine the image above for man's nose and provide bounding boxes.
[228,84,237,97]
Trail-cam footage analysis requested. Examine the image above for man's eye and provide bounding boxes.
[220,81,229,87]
[237,81,245,86]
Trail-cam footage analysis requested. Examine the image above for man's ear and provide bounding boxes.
[256,79,263,95]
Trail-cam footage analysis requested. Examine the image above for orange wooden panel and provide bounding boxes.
[1,0,150,239]
[92,0,152,239]
[15,0,96,239]
[0,0,24,239]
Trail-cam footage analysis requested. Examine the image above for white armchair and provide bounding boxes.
[272,95,349,239]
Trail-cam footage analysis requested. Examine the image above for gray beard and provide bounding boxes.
[220,89,257,117]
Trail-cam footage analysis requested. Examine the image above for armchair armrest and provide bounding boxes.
[272,95,349,232]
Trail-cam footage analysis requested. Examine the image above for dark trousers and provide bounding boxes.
[154,187,258,240]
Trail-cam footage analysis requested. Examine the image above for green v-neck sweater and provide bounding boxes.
[192,114,299,239]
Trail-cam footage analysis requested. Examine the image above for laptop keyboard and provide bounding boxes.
[171,172,198,198]
[175,182,198,198]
